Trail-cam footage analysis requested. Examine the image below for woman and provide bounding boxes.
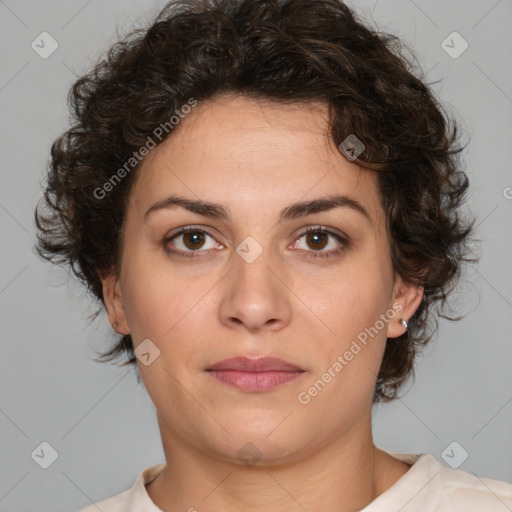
[34,0,512,510]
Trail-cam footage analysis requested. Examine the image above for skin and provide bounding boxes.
[101,93,424,512]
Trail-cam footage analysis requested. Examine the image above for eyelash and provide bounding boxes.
[163,225,349,260]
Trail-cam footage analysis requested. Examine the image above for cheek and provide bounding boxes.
[306,257,392,340]
[298,278,390,415]
[121,254,217,344]
[120,253,177,340]
[296,254,393,403]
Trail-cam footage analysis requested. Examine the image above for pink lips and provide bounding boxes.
[205,356,305,392]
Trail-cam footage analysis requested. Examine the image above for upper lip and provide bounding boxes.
[206,356,304,372]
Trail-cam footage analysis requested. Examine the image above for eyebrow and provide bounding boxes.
[144,193,371,224]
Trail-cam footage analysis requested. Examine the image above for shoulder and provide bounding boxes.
[74,462,166,512]
[375,451,512,511]
[76,489,131,512]
[434,458,512,510]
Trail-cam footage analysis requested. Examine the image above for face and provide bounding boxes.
[102,93,422,464]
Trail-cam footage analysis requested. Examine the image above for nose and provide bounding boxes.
[218,246,292,334]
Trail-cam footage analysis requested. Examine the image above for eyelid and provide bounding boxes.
[165,224,220,239]
[293,225,349,244]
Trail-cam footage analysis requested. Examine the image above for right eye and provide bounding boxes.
[163,226,224,257]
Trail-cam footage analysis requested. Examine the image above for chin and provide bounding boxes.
[200,421,311,467]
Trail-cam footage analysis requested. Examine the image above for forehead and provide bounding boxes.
[127,94,385,232]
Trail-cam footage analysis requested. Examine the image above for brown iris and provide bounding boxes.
[305,231,328,251]
[183,231,206,250]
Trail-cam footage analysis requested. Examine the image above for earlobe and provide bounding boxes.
[100,272,129,335]
[387,277,424,339]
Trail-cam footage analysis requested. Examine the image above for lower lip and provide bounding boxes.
[206,370,304,391]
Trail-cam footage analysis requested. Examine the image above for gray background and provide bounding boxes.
[0,1,511,511]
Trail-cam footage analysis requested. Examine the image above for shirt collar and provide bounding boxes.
[127,462,166,512]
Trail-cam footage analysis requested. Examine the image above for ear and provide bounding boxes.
[386,276,424,338]
[101,271,129,335]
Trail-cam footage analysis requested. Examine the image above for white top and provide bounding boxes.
[78,450,512,511]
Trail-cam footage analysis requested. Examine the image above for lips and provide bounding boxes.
[205,356,304,372]
[205,356,305,392]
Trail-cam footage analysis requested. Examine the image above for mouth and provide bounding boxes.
[205,356,306,392]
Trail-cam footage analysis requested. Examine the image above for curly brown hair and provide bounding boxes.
[34,0,476,403]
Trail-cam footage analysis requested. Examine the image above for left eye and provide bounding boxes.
[291,227,348,258]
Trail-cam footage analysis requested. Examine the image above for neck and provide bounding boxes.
[145,412,410,512]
